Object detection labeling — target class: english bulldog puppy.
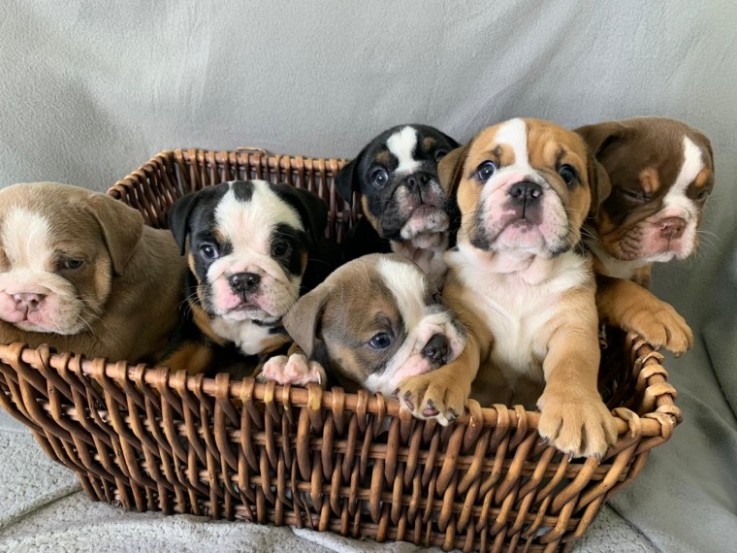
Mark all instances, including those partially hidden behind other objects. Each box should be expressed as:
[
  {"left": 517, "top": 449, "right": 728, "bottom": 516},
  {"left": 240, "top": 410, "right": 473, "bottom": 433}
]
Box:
[
  {"left": 164, "top": 180, "right": 338, "bottom": 374},
  {"left": 576, "top": 117, "right": 715, "bottom": 354},
  {"left": 397, "top": 118, "right": 618, "bottom": 458},
  {"left": 0, "top": 182, "right": 186, "bottom": 363},
  {"left": 335, "top": 125, "right": 459, "bottom": 287},
  {"left": 259, "top": 254, "right": 466, "bottom": 401}
]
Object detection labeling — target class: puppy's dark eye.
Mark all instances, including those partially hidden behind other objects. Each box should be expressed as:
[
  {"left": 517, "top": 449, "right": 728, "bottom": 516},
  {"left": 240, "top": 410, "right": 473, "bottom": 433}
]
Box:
[
  {"left": 370, "top": 168, "right": 389, "bottom": 188},
  {"left": 476, "top": 161, "right": 497, "bottom": 181},
  {"left": 368, "top": 332, "right": 392, "bottom": 349},
  {"left": 271, "top": 241, "right": 291, "bottom": 257},
  {"left": 59, "top": 257, "right": 84, "bottom": 270},
  {"left": 434, "top": 149, "right": 449, "bottom": 162},
  {"left": 558, "top": 164, "right": 578, "bottom": 187},
  {"left": 199, "top": 243, "right": 220, "bottom": 260},
  {"left": 696, "top": 189, "right": 710, "bottom": 201},
  {"left": 620, "top": 188, "right": 649, "bottom": 203}
]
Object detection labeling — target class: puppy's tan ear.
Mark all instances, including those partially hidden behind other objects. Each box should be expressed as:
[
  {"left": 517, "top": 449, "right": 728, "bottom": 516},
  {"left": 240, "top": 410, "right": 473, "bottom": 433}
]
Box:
[
  {"left": 575, "top": 121, "right": 630, "bottom": 158},
  {"left": 437, "top": 143, "right": 470, "bottom": 195},
  {"left": 86, "top": 194, "right": 144, "bottom": 275},
  {"left": 283, "top": 284, "right": 333, "bottom": 358},
  {"left": 587, "top": 156, "right": 612, "bottom": 217}
]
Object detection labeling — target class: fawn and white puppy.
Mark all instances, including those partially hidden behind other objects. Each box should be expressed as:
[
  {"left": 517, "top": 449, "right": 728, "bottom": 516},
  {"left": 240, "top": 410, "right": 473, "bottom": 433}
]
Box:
[
  {"left": 396, "top": 118, "right": 618, "bottom": 458},
  {"left": 0, "top": 182, "right": 186, "bottom": 363},
  {"left": 576, "top": 117, "right": 715, "bottom": 354},
  {"left": 259, "top": 254, "right": 466, "bottom": 400}
]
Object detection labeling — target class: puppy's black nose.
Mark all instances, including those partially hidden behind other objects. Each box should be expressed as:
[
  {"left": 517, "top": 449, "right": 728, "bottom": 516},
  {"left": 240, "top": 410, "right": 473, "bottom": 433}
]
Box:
[
  {"left": 228, "top": 272, "right": 261, "bottom": 294},
  {"left": 508, "top": 181, "right": 543, "bottom": 203},
  {"left": 404, "top": 172, "right": 433, "bottom": 192},
  {"left": 421, "top": 333, "right": 450, "bottom": 363}
]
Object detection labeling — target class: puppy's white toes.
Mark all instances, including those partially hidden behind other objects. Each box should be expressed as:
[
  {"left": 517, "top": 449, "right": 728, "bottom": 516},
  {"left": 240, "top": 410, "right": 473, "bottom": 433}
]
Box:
[{"left": 259, "top": 355, "right": 289, "bottom": 383}]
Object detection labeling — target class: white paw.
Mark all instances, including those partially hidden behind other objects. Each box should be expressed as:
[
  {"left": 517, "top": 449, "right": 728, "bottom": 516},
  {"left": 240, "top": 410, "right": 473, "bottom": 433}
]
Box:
[{"left": 259, "top": 353, "right": 325, "bottom": 386}]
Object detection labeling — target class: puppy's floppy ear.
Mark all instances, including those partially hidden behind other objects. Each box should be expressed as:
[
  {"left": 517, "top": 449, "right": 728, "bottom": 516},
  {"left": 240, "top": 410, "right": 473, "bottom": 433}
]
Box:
[
  {"left": 334, "top": 157, "right": 360, "bottom": 204},
  {"left": 168, "top": 192, "right": 200, "bottom": 256},
  {"left": 283, "top": 283, "right": 333, "bottom": 359},
  {"left": 575, "top": 121, "right": 630, "bottom": 158},
  {"left": 437, "top": 143, "right": 470, "bottom": 196},
  {"left": 272, "top": 184, "right": 329, "bottom": 247},
  {"left": 85, "top": 193, "right": 144, "bottom": 275},
  {"left": 587, "top": 155, "right": 612, "bottom": 217}
]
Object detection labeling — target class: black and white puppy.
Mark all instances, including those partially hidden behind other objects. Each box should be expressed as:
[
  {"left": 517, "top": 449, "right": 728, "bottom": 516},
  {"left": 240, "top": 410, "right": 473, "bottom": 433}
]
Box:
[
  {"left": 336, "top": 125, "right": 459, "bottom": 287},
  {"left": 163, "top": 179, "right": 338, "bottom": 374}
]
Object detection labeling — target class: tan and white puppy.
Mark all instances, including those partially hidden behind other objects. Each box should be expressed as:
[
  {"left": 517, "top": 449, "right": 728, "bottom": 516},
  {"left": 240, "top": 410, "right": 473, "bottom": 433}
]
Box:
[
  {"left": 576, "top": 117, "right": 715, "bottom": 354},
  {"left": 397, "top": 118, "right": 618, "bottom": 458},
  {"left": 260, "top": 254, "right": 466, "bottom": 405},
  {"left": 0, "top": 182, "right": 186, "bottom": 363}
]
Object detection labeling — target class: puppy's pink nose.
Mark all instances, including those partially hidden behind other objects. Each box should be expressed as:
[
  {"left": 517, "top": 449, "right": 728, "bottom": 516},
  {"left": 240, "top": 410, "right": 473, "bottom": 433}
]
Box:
[
  {"left": 659, "top": 217, "right": 686, "bottom": 239},
  {"left": 13, "top": 293, "right": 45, "bottom": 312}
]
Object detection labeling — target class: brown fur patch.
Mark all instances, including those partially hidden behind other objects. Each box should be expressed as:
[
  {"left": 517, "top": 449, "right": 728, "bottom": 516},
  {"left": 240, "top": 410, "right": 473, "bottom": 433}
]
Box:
[
  {"left": 163, "top": 341, "right": 215, "bottom": 375},
  {"left": 375, "top": 150, "right": 392, "bottom": 166},
  {"left": 639, "top": 167, "right": 661, "bottom": 195},
  {"left": 360, "top": 195, "right": 381, "bottom": 231},
  {"left": 422, "top": 136, "right": 437, "bottom": 151}
]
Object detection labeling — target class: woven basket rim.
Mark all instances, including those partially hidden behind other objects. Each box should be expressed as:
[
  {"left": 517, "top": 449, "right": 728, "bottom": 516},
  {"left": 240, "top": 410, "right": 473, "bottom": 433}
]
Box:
[{"left": 0, "top": 335, "right": 675, "bottom": 440}]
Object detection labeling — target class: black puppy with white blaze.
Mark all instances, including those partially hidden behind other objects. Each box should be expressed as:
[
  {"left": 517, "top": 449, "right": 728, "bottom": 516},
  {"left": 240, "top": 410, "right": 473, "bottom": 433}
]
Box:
[
  {"left": 336, "top": 124, "right": 459, "bottom": 287},
  {"left": 163, "top": 179, "right": 337, "bottom": 374}
]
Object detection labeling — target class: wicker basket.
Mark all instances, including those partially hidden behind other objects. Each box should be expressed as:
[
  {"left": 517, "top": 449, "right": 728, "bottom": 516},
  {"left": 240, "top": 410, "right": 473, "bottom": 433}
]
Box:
[{"left": 0, "top": 148, "right": 682, "bottom": 552}]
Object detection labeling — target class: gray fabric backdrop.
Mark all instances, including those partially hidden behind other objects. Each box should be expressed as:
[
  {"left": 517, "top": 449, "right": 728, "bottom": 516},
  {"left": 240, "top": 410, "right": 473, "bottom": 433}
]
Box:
[{"left": 1, "top": 1, "right": 735, "bottom": 552}]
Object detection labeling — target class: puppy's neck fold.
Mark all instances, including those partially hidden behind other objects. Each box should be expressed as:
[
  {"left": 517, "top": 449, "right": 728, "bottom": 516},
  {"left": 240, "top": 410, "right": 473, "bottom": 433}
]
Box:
[{"left": 450, "top": 242, "right": 588, "bottom": 286}]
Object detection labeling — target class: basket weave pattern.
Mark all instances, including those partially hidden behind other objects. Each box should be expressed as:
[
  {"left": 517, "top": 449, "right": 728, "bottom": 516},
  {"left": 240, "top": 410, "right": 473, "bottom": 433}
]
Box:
[{"left": 0, "top": 149, "right": 682, "bottom": 552}]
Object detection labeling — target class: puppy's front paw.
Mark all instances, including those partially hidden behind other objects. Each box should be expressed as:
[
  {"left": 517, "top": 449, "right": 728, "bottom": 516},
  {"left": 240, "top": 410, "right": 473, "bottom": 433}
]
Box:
[
  {"left": 396, "top": 373, "right": 467, "bottom": 426},
  {"left": 258, "top": 353, "right": 325, "bottom": 386},
  {"left": 623, "top": 302, "right": 693, "bottom": 355},
  {"left": 537, "top": 390, "right": 618, "bottom": 458}
]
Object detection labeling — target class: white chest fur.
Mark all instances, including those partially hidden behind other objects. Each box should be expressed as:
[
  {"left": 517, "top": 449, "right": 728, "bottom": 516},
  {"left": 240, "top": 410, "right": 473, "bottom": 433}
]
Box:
[
  {"left": 447, "top": 246, "right": 591, "bottom": 383},
  {"left": 210, "top": 317, "right": 279, "bottom": 354}
]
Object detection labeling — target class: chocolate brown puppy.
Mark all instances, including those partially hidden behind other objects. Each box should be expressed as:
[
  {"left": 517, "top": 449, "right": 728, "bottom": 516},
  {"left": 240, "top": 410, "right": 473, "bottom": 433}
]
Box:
[
  {"left": 396, "top": 118, "right": 618, "bottom": 458},
  {"left": 576, "top": 117, "right": 715, "bottom": 353},
  {"left": 0, "top": 182, "right": 186, "bottom": 363},
  {"left": 260, "top": 254, "right": 466, "bottom": 402}
]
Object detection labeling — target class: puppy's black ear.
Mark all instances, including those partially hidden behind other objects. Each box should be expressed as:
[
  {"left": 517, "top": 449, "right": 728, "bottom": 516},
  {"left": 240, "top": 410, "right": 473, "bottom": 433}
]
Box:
[
  {"left": 283, "top": 283, "right": 333, "bottom": 359},
  {"left": 438, "top": 130, "right": 460, "bottom": 150},
  {"left": 334, "top": 157, "right": 359, "bottom": 204},
  {"left": 575, "top": 121, "right": 630, "bottom": 158},
  {"left": 438, "top": 143, "right": 471, "bottom": 197},
  {"left": 168, "top": 192, "right": 200, "bottom": 256},
  {"left": 587, "top": 156, "right": 612, "bottom": 217},
  {"left": 86, "top": 194, "right": 144, "bottom": 275},
  {"left": 272, "top": 184, "right": 329, "bottom": 247}
]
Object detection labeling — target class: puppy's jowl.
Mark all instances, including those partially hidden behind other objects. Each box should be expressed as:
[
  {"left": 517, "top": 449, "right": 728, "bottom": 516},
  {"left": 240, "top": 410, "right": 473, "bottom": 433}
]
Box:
[
  {"left": 164, "top": 180, "right": 337, "bottom": 374},
  {"left": 577, "top": 117, "right": 715, "bottom": 353},
  {"left": 336, "top": 125, "right": 459, "bottom": 286},
  {"left": 0, "top": 182, "right": 186, "bottom": 363},
  {"left": 397, "top": 118, "right": 618, "bottom": 458},
  {"left": 260, "top": 253, "right": 465, "bottom": 418}
]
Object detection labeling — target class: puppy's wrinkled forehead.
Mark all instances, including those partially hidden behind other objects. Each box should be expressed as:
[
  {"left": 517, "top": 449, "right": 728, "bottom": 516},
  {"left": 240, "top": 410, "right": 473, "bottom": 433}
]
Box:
[
  {"left": 213, "top": 181, "right": 303, "bottom": 248},
  {"left": 476, "top": 118, "right": 587, "bottom": 170},
  {"left": 375, "top": 255, "right": 431, "bottom": 327},
  {"left": 368, "top": 125, "right": 454, "bottom": 175}
]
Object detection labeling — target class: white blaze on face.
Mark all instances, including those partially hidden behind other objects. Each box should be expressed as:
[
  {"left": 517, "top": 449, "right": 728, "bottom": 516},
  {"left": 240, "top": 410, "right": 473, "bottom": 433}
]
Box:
[
  {"left": 363, "top": 257, "right": 466, "bottom": 395},
  {"left": 386, "top": 126, "right": 421, "bottom": 176},
  {"left": 207, "top": 181, "right": 305, "bottom": 321},
  {"left": 634, "top": 135, "right": 706, "bottom": 262},
  {"left": 479, "top": 118, "right": 569, "bottom": 255},
  {"left": 0, "top": 207, "right": 84, "bottom": 334}
]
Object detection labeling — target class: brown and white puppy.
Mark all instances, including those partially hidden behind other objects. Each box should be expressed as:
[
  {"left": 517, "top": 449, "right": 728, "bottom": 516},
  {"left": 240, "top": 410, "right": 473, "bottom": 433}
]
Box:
[
  {"left": 260, "top": 254, "right": 466, "bottom": 407},
  {"left": 396, "top": 118, "right": 618, "bottom": 458},
  {"left": 164, "top": 180, "right": 338, "bottom": 374},
  {"left": 0, "top": 182, "right": 186, "bottom": 363},
  {"left": 336, "top": 125, "right": 460, "bottom": 287},
  {"left": 576, "top": 117, "right": 715, "bottom": 353}
]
